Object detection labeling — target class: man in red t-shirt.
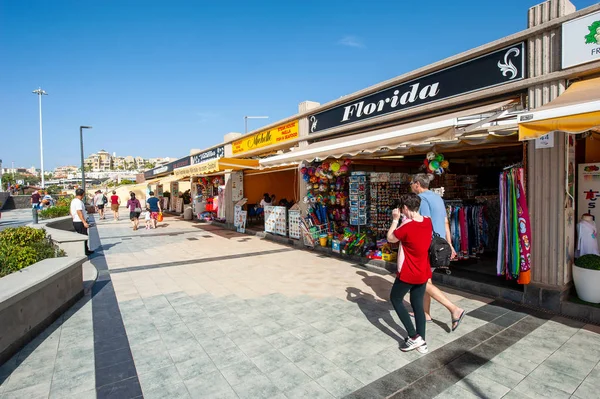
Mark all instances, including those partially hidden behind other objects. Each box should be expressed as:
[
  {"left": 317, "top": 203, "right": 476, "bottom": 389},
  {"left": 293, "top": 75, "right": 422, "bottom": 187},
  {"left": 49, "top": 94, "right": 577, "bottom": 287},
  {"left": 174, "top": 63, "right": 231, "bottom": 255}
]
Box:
[{"left": 387, "top": 193, "right": 432, "bottom": 354}]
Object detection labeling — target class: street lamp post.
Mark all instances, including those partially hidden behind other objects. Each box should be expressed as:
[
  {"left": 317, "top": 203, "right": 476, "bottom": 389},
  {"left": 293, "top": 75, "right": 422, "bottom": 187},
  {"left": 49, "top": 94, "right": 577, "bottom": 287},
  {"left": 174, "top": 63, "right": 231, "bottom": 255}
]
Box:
[
  {"left": 244, "top": 116, "right": 269, "bottom": 134},
  {"left": 80, "top": 126, "right": 92, "bottom": 196},
  {"left": 32, "top": 88, "right": 48, "bottom": 188}
]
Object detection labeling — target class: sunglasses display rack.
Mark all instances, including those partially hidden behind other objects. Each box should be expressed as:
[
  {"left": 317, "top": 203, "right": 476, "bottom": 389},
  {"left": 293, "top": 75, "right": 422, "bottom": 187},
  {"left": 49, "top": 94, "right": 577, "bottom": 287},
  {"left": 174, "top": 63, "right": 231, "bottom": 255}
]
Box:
[
  {"left": 288, "top": 210, "right": 302, "bottom": 239},
  {"left": 369, "top": 172, "right": 411, "bottom": 238},
  {"left": 349, "top": 172, "right": 368, "bottom": 227}
]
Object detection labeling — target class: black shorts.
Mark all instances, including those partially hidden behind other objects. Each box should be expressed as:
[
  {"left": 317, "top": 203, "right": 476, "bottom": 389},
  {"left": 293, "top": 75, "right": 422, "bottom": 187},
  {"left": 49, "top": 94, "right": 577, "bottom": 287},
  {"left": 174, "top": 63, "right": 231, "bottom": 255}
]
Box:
[
  {"left": 97, "top": 204, "right": 104, "bottom": 209},
  {"left": 130, "top": 212, "right": 141, "bottom": 220}
]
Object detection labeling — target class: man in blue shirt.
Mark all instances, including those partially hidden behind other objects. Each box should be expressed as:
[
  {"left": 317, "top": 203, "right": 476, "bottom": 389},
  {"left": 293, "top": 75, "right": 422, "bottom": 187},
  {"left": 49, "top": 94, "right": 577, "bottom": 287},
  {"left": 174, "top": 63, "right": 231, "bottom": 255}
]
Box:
[
  {"left": 410, "top": 174, "right": 465, "bottom": 331},
  {"left": 146, "top": 191, "right": 162, "bottom": 229}
]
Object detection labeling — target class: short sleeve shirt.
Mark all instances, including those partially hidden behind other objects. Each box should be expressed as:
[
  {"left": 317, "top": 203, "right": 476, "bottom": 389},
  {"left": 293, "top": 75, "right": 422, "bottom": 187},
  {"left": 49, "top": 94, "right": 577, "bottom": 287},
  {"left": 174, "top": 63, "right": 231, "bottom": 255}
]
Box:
[
  {"left": 70, "top": 198, "right": 86, "bottom": 222},
  {"left": 393, "top": 217, "right": 433, "bottom": 284},
  {"left": 31, "top": 193, "right": 41, "bottom": 204},
  {"left": 147, "top": 197, "right": 160, "bottom": 212},
  {"left": 111, "top": 195, "right": 119, "bottom": 205},
  {"left": 418, "top": 190, "right": 447, "bottom": 237}
]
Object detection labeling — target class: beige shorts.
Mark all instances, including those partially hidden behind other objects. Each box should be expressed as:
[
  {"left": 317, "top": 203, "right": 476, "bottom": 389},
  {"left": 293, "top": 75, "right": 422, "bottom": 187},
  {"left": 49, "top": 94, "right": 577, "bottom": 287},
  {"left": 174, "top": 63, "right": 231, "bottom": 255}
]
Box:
[{"left": 111, "top": 204, "right": 119, "bottom": 212}]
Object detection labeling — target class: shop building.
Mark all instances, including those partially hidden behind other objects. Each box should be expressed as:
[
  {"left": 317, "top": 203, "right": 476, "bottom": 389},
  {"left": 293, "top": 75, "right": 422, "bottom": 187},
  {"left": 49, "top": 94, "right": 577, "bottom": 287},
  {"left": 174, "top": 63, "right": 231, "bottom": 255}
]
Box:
[{"left": 243, "top": 0, "right": 600, "bottom": 313}]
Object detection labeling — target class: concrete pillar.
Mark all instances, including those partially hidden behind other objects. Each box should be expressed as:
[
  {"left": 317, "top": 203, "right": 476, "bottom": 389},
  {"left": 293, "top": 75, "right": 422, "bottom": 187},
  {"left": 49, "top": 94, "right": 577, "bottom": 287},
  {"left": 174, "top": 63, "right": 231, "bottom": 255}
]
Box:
[{"left": 525, "top": 0, "right": 576, "bottom": 310}]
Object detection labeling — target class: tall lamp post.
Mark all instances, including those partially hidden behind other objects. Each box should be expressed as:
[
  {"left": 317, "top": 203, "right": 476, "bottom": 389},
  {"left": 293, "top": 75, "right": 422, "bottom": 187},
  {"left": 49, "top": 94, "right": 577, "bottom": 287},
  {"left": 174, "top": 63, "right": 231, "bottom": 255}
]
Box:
[
  {"left": 80, "top": 126, "right": 92, "bottom": 196},
  {"left": 244, "top": 116, "right": 269, "bottom": 134},
  {"left": 32, "top": 88, "right": 48, "bottom": 188}
]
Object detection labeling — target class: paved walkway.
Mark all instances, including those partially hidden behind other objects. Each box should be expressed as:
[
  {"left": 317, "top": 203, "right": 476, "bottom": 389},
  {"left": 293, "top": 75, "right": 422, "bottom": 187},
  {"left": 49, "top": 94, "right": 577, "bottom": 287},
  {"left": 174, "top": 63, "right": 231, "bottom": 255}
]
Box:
[
  {"left": 1, "top": 213, "right": 599, "bottom": 399},
  {"left": 0, "top": 208, "right": 34, "bottom": 232}
]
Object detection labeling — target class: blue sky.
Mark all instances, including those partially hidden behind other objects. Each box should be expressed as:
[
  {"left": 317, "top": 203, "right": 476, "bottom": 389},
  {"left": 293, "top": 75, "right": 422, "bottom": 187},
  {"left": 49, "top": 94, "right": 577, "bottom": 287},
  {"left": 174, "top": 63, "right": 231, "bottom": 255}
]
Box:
[{"left": 1, "top": 0, "right": 597, "bottom": 170}]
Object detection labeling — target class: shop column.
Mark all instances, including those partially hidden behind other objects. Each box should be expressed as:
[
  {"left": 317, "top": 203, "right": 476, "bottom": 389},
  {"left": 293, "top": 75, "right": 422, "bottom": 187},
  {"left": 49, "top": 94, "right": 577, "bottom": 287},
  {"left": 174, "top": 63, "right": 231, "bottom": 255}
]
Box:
[{"left": 525, "top": 0, "right": 576, "bottom": 311}]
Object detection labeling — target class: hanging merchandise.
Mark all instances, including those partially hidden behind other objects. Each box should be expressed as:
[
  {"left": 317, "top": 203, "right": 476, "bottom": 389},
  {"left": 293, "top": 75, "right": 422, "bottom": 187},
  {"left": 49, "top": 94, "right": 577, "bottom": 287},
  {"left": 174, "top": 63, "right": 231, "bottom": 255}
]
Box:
[
  {"left": 497, "top": 167, "right": 531, "bottom": 284},
  {"left": 445, "top": 201, "right": 490, "bottom": 260},
  {"left": 349, "top": 172, "right": 368, "bottom": 226},
  {"left": 369, "top": 173, "right": 411, "bottom": 238},
  {"left": 422, "top": 152, "right": 450, "bottom": 176}
]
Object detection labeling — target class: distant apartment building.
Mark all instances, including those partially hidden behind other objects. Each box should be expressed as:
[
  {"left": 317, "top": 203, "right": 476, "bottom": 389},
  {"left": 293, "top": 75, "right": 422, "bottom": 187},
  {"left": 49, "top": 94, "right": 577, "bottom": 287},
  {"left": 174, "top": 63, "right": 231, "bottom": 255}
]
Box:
[
  {"left": 82, "top": 150, "right": 172, "bottom": 172},
  {"left": 54, "top": 165, "right": 79, "bottom": 178}
]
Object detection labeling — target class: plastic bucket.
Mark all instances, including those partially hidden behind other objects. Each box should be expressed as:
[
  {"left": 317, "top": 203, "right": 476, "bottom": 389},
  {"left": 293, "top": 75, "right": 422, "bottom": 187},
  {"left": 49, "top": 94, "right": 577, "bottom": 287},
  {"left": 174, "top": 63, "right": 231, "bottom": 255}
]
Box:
[{"left": 319, "top": 235, "right": 328, "bottom": 247}]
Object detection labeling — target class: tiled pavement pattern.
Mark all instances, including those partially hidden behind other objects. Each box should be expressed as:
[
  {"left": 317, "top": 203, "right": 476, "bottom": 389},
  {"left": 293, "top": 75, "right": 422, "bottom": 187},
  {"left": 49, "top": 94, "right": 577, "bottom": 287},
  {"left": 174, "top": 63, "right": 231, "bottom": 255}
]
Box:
[{"left": 0, "top": 215, "right": 599, "bottom": 399}]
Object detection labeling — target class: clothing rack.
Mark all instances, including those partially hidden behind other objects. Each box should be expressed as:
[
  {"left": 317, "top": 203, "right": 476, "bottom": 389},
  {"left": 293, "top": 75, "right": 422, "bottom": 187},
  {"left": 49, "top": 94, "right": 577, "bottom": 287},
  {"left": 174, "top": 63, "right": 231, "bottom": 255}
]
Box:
[
  {"left": 475, "top": 195, "right": 499, "bottom": 203},
  {"left": 503, "top": 162, "right": 523, "bottom": 170}
]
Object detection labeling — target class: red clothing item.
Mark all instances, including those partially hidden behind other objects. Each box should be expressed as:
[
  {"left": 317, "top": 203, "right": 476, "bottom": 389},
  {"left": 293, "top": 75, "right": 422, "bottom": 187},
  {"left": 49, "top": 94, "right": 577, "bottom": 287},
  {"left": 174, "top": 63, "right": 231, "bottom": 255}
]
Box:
[
  {"left": 393, "top": 217, "right": 433, "bottom": 284},
  {"left": 110, "top": 195, "right": 119, "bottom": 205}
]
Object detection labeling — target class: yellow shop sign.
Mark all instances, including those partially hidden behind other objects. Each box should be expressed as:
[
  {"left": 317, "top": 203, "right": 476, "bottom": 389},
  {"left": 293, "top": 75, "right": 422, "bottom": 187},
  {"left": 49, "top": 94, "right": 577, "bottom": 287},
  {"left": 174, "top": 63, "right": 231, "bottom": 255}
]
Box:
[{"left": 232, "top": 120, "right": 299, "bottom": 155}]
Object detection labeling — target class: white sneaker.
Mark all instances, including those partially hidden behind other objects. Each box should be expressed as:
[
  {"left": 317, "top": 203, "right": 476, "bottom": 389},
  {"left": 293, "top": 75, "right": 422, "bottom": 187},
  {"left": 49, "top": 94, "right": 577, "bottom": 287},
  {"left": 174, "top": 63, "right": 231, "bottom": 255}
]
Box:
[
  {"left": 416, "top": 343, "right": 429, "bottom": 354},
  {"left": 401, "top": 335, "right": 426, "bottom": 352}
]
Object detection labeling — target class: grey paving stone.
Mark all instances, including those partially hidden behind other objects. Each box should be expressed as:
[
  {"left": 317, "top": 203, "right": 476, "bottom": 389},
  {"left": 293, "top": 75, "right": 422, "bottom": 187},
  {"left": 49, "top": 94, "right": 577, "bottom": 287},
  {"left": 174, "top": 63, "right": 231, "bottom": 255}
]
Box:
[
  {"left": 572, "top": 380, "right": 597, "bottom": 399},
  {"left": 304, "top": 334, "right": 337, "bottom": 354},
  {"left": 367, "top": 347, "right": 410, "bottom": 373},
  {"left": 0, "top": 381, "right": 51, "bottom": 399},
  {"left": 341, "top": 357, "right": 389, "bottom": 385},
  {"left": 456, "top": 373, "right": 511, "bottom": 399},
  {"left": 210, "top": 346, "right": 249, "bottom": 370},
  {"left": 288, "top": 324, "right": 323, "bottom": 341},
  {"left": 252, "top": 348, "right": 292, "bottom": 374},
  {"left": 316, "top": 369, "right": 363, "bottom": 398},
  {"left": 434, "top": 384, "right": 481, "bottom": 399},
  {"left": 125, "top": 324, "right": 162, "bottom": 346},
  {"left": 311, "top": 320, "right": 341, "bottom": 334},
  {"left": 175, "top": 354, "right": 218, "bottom": 380},
  {"left": 0, "top": 364, "right": 54, "bottom": 392},
  {"left": 492, "top": 349, "right": 542, "bottom": 374},
  {"left": 226, "top": 328, "right": 262, "bottom": 346},
  {"left": 322, "top": 343, "right": 366, "bottom": 367},
  {"left": 202, "top": 335, "right": 237, "bottom": 355},
  {"left": 528, "top": 364, "right": 583, "bottom": 394},
  {"left": 238, "top": 338, "right": 274, "bottom": 359},
  {"left": 498, "top": 390, "right": 532, "bottom": 399},
  {"left": 220, "top": 359, "right": 264, "bottom": 387},
  {"left": 187, "top": 321, "right": 225, "bottom": 343},
  {"left": 138, "top": 364, "right": 184, "bottom": 393},
  {"left": 231, "top": 374, "right": 281, "bottom": 399},
  {"left": 130, "top": 342, "right": 174, "bottom": 374},
  {"left": 280, "top": 341, "right": 317, "bottom": 362},
  {"left": 267, "top": 362, "right": 311, "bottom": 392},
  {"left": 543, "top": 351, "right": 597, "bottom": 380},
  {"left": 49, "top": 369, "right": 95, "bottom": 399},
  {"left": 284, "top": 380, "right": 335, "bottom": 399},
  {"left": 295, "top": 352, "right": 340, "bottom": 380},
  {"left": 265, "top": 331, "right": 301, "bottom": 349},
  {"left": 275, "top": 315, "right": 305, "bottom": 330},
  {"left": 470, "top": 360, "right": 526, "bottom": 388},
  {"left": 253, "top": 320, "right": 285, "bottom": 337},
  {"left": 514, "top": 376, "right": 571, "bottom": 399},
  {"left": 52, "top": 353, "right": 95, "bottom": 375},
  {"left": 144, "top": 381, "right": 191, "bottom": 399},
  {"left": 168, "top": 340, "right": 207, "bottom": 364}
]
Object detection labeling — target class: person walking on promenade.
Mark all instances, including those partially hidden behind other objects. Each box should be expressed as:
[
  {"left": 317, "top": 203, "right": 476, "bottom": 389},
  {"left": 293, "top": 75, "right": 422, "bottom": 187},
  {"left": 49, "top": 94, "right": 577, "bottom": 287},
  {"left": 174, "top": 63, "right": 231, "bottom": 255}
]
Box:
[
  {"left": 410, "top": 173, "right": 466, "bottom": 331},
  {"left": 93, "top": 190, "right": 106, "bottom": 220},
  {"left": 146, "top": 191, "right": 162, "bottom": 229},
  {"left": 70, "top": 188, "right": 94, "bottom": 256},
  {"left": 31, "top": 190, "right": 41, "bottom": 209},
  {"left": 110, "top": 190, "right": 121, "bottom": 221},
  {"left": 127, "top": 192, "right": 142, "bottom": 231},
  {"left": 387, "top": 193, "right": 432, "bottom": 354}
]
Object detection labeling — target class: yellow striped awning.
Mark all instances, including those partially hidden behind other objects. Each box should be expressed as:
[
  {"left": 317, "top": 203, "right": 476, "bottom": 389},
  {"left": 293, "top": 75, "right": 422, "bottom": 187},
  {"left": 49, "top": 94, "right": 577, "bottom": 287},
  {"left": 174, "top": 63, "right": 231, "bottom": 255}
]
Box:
[
  {"left": 519, "top": 77, "right": 600, "bottom": 140},
  {"left": 174, "top": 158, "right": 259, "bottom": 178}
]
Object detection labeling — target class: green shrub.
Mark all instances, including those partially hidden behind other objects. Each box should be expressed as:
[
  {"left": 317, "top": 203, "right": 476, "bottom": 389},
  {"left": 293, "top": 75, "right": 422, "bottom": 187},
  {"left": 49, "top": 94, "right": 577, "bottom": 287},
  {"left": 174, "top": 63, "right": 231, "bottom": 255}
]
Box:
[
  {"left": 55, "top": 195, "right": 74, "bottom": 208},
  {"left": 0, "top": 226, "right": 46, "bottom": 246},
  {"left": 0, "top": 227, "right": 64, "bottom": 278},
  {"left": 39, "top": 206, "right": 70, "bottom": 220},
  {"left": 574, "top": 254, "right": 600, "bottom": 271}
]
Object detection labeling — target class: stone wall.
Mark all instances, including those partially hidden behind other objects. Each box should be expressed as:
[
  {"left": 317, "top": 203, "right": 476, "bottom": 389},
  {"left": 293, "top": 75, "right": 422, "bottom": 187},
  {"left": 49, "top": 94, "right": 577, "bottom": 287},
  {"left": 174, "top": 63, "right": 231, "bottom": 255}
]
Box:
[{"left": 0, "top": 257, "right": 86, "bottom": 364}]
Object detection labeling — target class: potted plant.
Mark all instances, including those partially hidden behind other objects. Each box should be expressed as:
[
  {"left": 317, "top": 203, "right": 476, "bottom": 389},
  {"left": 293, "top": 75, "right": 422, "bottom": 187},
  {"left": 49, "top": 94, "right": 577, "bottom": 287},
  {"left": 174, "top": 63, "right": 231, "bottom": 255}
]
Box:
[{"left": 573, "top": 254, "right": 600, "bottom": 303}]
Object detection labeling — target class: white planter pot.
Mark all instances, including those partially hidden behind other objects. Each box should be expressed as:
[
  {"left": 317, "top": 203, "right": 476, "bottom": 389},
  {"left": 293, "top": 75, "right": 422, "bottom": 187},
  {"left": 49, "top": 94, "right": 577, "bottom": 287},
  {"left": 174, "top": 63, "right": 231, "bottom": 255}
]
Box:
[{"left": 573, "top": 265, "right": 600, "bottom": 304}]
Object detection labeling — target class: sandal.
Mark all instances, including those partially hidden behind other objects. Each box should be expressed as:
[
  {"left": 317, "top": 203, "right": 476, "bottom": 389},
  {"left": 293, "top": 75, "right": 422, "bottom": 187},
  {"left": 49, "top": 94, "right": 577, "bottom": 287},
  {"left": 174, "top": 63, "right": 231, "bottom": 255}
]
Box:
[{"left": 451, "top": 310, "right": 466, "bottom": 332}]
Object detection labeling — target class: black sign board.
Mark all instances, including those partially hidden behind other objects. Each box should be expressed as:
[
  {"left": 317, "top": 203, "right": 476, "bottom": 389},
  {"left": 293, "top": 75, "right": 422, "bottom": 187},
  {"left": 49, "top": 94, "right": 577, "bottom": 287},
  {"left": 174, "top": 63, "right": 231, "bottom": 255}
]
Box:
[
  {"left": 308, "top": 42, "right": 526, "bottom": 134},
  {"left": 144, "top": 156, "right": 191, "bottom": 179},
  {"left": 191, "top": 146, "right": 225, "bottom": 165}
]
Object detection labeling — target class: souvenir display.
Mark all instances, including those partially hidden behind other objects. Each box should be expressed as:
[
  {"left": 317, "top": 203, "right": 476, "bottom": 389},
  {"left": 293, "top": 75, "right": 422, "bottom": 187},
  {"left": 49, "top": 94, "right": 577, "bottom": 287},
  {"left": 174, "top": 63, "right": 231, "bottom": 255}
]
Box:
[
  {"left": 349, "top": 172, "right": 368, "bottom": 226},
  {"left": 265, "top": 205, "right": 287, "bottom": 236},
  {"left": 288, "top": 210, "right": 302, "bottom": 239},
  {"left": 369, "top": 172, "right": 410, "bottom": 238}
]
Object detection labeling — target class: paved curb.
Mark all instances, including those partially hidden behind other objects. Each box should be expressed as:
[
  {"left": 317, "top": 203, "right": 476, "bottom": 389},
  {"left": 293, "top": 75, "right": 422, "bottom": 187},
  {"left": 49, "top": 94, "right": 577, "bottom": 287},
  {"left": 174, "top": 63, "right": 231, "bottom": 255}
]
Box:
[{"left": 83, "top": 260, "right": 98, "bottom": 295}]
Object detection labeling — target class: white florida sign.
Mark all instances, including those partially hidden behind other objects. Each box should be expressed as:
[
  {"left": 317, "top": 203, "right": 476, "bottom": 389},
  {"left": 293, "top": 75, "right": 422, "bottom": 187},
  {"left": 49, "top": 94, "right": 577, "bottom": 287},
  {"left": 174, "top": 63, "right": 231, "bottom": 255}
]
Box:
[{"left": 562, "top": 10, "right": 600, "bottom": 69}]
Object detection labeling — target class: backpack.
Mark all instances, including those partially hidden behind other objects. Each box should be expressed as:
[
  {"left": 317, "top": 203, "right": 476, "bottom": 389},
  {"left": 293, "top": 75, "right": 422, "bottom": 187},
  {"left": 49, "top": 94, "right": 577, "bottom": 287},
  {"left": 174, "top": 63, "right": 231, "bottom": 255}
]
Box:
[
  {"left": 102, "top": 195, "right": 108, "bottom": 204},
  {"left": 429, "top": 232, "right": 452, "bottom": 268}
]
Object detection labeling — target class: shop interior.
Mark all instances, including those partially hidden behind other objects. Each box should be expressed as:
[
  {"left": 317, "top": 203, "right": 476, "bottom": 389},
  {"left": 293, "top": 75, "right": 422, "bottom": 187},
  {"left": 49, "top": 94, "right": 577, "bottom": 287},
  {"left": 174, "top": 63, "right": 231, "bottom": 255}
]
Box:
[{"left": 297, "top": 136, "right": 528, "bottom": 289}]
